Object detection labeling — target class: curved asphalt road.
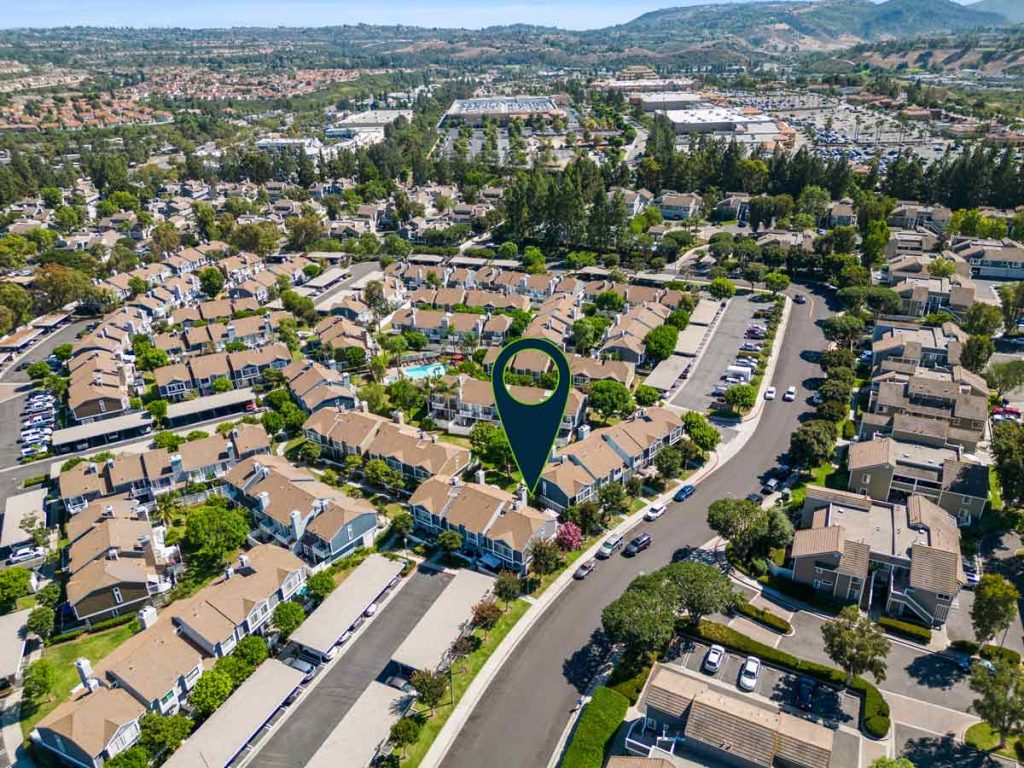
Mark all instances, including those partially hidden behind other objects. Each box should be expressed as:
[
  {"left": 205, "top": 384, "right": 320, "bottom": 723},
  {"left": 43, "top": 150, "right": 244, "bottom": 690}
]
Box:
[{"left": 440, "top": 286, "right": 832, "bottom": 768}]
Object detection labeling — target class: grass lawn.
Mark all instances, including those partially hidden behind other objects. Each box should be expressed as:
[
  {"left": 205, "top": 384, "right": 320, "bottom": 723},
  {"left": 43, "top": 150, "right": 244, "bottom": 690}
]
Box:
[
  {"left": 15, "top": 596, "right": 37, "bottom": 611},
  {"left": 628, "top": 497, "right": 647, "bottom": 513},
  {"left": 437, "top": 434, "right": 471, "bottom": 449},
  {"left": 965, "top": 722, "right": 1019, "bottom": 759},
  {"left": 21, "top": 624, "right": 139, "bottom": 739},
  {"left": 400, "top": 599, "right": 530, "bottom": 767},
  {"left": 989, "top": 465, "right": 1003, "bottom": 513}
]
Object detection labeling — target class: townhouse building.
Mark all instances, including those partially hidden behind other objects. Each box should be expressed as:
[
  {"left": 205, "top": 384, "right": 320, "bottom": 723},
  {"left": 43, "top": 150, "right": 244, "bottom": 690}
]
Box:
[
  {"left": 409, "top": 477, "right": 558, "bottom": 575},
  {"left": 847, "top": 436, "right": 989, "bottom": 524},
  {"left": 429, "top": 374, "right": 586, "bottom": 445},
  {"left": 789, "top": 486, "right": 965, "bottom": 626},
  {"left": 539, "top": 407, "right": 684, "bottom": 511},
  {"left": 870, "top": 323, "right": 966, "bottom": 369},
  {"left": 303, "top": 408, "right": 472, "bottom": 485},
  {"left": 949, "top": 236, "right": 1024, "bottom": 279},
  {"left": 153, "top": 343, "right": 291, "bottom": 400}
]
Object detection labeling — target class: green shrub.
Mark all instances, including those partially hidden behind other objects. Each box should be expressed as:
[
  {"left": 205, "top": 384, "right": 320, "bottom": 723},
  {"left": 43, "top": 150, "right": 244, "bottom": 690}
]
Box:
[
  {"left": 981, "top": 645, "right": 1022, "bottom": 666},
  {"left": 607, "top": 653, "right": 655, "bottom": 705},
  {"left": 21, "top": 474, "right": 48, "bottom": 488},
  {"left": 878, "top": 616, "right": 932, "bottom": 644},
  {"left": 951, "top": 639, "right": 980, "bottom": 654},
  {"left": 735, "top": 602, "right": 792, "bottom": 634},
  {"left": 842, "top": 421, "right": 856, "bottom": 439},
  {"left": 691, "top": 620, "right": 890, "bottom": 739},
  {"left": 47, "top": 629, "right": 86, "bottom": 645},
  {"left": 760, "top": 575, "right": 846, "bottom": 615},
  {"left": 561, "top": 687, "right": 629, "bottom": 768}
]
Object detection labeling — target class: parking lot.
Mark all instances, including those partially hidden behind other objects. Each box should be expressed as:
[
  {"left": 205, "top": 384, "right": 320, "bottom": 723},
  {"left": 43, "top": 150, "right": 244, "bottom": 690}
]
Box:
[
  {"left": 247, "top": 566, "right": 452, "bottom": 768},
  {"left": 674, "top": 638, "right": 862, "bottom": 731},
  {"left": 670, "top": 295, "right": 763, "bottom": 413}
]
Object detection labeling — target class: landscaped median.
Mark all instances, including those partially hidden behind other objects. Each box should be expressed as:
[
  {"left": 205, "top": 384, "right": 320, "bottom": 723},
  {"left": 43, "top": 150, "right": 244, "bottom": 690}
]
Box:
[
  {"left": 691, "top": 620, "right": 891, "bottom": 739},
  {"left": 734, "top": 601, "right": 793, "bottom": 635}
]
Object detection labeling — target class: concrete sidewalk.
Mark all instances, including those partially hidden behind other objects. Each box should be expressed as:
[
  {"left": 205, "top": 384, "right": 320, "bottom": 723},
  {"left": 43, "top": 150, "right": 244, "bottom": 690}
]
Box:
[{"left": 418, "top": 296, "right": 794, "bottom": 768}]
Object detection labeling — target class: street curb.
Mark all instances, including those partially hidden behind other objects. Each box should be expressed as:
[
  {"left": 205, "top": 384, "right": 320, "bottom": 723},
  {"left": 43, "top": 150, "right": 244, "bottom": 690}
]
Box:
[{"left": 418, "top": 295, "right": 796, "bottom": 768}]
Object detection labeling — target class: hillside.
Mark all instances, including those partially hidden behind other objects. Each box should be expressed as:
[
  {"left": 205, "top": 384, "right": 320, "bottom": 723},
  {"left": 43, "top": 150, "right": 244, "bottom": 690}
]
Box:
[{"left": 971, "top": 0, "right": 1024, "bottom": 25}]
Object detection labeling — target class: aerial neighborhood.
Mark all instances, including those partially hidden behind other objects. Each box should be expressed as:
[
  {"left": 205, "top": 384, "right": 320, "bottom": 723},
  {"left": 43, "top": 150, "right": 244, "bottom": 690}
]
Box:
[{"left": 2, "top": 6, "right": 1024, "bottom": 768}]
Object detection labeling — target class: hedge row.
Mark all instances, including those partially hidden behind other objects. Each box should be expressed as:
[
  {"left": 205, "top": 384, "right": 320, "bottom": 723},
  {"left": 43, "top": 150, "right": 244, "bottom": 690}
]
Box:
[
  {"left": 735, "top": 602, "right": 793, "bottom": 634},
  {"left": 758, "top": 575, "right": 847, "bottom": 616},
  {"left": 47, "top": 614, "right": 139, "bottom": 646},
  {"left": 692, "top": 620, "right": 891, "bottom": 739},
  {"left": 606, "top": 653, "right": 656, "bottom": 705},
  {"left": 561, "top": 686, "right": 630, "bottom": 768},
  {"left": 877, "top": 616, "right": 932, "bottom": 644},
  {"left": 981, "top": 644, "right": 1022, "bottom": 666},
  {"left": 951, "top": 639, "right": 980, "bottom": 654}
]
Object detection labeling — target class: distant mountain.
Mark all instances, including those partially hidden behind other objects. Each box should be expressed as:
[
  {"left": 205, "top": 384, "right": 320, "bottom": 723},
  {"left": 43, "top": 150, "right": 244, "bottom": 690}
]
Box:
[
  {"left": 611, "top": 0, "right": 1007, "bottom": 49},
  {"left": 970, "top": 0, "right": 1024, "bottom": 24}
]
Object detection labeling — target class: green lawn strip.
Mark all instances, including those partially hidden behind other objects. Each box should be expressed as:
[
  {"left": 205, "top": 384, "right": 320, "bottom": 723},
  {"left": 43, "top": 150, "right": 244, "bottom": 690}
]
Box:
[
  {"left": 400, "top": 599, "right": 530, "bottom": 766},
  {"left": 560, "top": 687, "right": 630, "bottom": 768},
  {"left": 21, "top": 624, "right": 138, "bottom": 739},
  {"left": 988, "top": 465, "right": 1003, "bottom": 512},
  {"left": 965, "top": 722, "right": 1020, "bottom": 759}
]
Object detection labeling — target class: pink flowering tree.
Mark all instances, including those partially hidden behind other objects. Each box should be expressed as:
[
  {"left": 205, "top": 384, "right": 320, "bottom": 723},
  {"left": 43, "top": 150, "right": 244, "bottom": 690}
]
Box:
[{"left": 555, "top": 521, "right": 584, "bottom": 552}]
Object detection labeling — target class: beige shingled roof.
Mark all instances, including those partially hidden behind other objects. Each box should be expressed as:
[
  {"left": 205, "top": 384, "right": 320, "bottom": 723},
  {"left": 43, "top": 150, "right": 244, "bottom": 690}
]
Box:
[
  {"left": 93, "top": 618, "right": 205, "bottom": 704},
  {"left": 790, "top": 526, "right": 843, "bottom": 559},
  {"left": 848, "top": 438, "right": 893, "bottom": 469},
  {"left": 684, "top": 689, "right": 777, "bottom": 767},
  {"left": 36, "top": 686, "right": 145, "bottom": 758},
  {"left": 910, "top": 543, "right": 962, "bottom": 595}
]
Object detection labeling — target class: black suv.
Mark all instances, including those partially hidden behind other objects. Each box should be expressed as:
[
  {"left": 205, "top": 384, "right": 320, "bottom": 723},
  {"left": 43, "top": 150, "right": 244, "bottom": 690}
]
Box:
[{"left": 624, "top": 533, "right": 653, "bottom": 557}]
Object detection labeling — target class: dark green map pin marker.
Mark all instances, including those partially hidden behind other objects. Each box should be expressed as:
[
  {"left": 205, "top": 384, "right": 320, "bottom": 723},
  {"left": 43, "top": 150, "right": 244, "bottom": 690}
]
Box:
[{"left": 491, "top": 336, "right": 572, "bottom": 494}]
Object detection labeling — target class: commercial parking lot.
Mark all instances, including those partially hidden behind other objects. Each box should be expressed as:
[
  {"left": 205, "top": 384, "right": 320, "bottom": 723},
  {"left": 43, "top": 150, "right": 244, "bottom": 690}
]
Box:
[
  {"left": 674, "top": 638, "right": 862, "bottom": 732},
  {"left": 670, "top": 295, "right": 764, "bottom": 413}
]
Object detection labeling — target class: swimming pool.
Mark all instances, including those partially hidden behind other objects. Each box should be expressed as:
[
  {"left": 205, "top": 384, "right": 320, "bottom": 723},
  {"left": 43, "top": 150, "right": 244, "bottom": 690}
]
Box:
[{"left": 402, "top": 362, "right": 446, "bottom": 380}]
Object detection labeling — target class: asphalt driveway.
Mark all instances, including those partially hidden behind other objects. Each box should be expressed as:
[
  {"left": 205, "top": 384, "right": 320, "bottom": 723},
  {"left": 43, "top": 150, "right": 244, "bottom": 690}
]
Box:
[{"left": 248, "top": 566, "right": 452, "bottom": 768}]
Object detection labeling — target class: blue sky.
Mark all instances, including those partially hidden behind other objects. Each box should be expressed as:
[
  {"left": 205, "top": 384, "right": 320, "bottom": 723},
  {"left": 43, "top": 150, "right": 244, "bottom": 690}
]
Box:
[{"left": 0, "top": 0, "right": 980, "bottom": 31}]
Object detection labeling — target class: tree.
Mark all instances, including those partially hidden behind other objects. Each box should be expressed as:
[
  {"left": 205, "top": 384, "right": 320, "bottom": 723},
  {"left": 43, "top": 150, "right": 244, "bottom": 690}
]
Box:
[
  {"left": 216, "top": 654, "right": 255, "bottom": 687},
  {"left": 595, "top": 290, "right": 625, "bottom": 313},
  {"left": 822, "top": 314, "right": 865, "bottom": 350},
  {"left": 212, "top": 377, "right": 233, "bottom": 393},
  {"left": 191, "top": 667, "right": 234, "bottom": 716},
  {"left": 199, "top": 266, "right": 225, "bottom": 299},
  {"left": 707, "top": 498, "right": 793, "bottom": 565},
  {"left": 472, "top": 599, "right": 502, "bottom": 635},
  {"left": 654, "top": 446, "right": 684, "bottom": 479},
  {"left": 709, "top": 372, "right": 756, "bottom": 416},
  {"left": 438, "top": 529, "right": 463, "bottom": 556},
  {"left": 588, "top": 380, "right": 635, "bottom": 420},
  {"left": 150, "top": 221, "right": 180, "bottom": 258},
  {"left": 184, "top": 504, "right": 249, "bottom": 564},
  {"left": 597, "top": 482, "right": 629, "bottom": 517},
  {"left": 683, "top": 411, "right": 720, "bottom": 452},
  {"left": 707, "top": 277, "right": 735, "bottom": 300},
  {"left": 971, "top": 574, "right": 1020, "bottom": 646},
  {"left": 634, "top": 384, "right": 661, "bottom": 407},
  {"left": 26, "top": 607, "right": 54, "bottom": 640},
  {"left": 961, "top": 335, "right": 994, "bottom": 374},
  {"left": 271, "top": 601, "right": 306, "bottom": 640},
  {"left": 927, "top": 257, "right": 956, "bottom": 279},
  {"left": 410, "top": 669, "right": 448, "bottom": 714},
  {"left": 105, "top": 747, "right": 150, "bottom": 768},
  {"left": 764, "top": 272, "right": 790, "bottom": 295},
  {"left": 233, "top": 635, "right": 269, "bottom": 668},
  {"left": 993, "top": 421, "right": 1024, "bottom": 508},
  {"left": 555, "top": 521, "right": 584, "bottom": 551},
  {"left": 644, "top": 325, "right": 678, "bottom": 364},
  {"left": 390, "top": 716, "right": 422, "bottom": 757},
  {"left": 987, "top": 360, "right": 1024, "bottom": 399},
  {"left": 389, "top": 511, "right": 413, "bottom": 553},
  {"left": 528, "top": 538, "right": 562, "bottom": 574},
  {"left": 0, "top": 567, "right": 31, "bottom": 611},
  {"left": 139, "top": 712, "right": 193, "bottom": 757},
  {"left": 35, "top": 264, "right": 94, "bottom": 311},
  {"left": 306, "top": 571, "right": 337, "bottom": 602},
  {"left": 494, "top": 570, "right": 521, "bottom": 609},
  {"left": 663, "top": 561, "right": 737, "bottom": 626},
  {"left": 969, "top": 657, "right": 1024, "bottom": 749},
  {"left": 23, "top": 658, "right": 56, "bottom": 701},
  {"left": 869, "top": 760, "right": 914, "bottom": 768},
  {"left": 789, "top": 420, "right": 837, "bottom": 467},
  {"left": 363, "top": 280, "right": 390, "bottom": 330},
  {"left": 286, "top": 215, "right": 324, "bottom": 251},
  {"left": 468, "top": 421, "right": 513, "bottom": 475},
  {"left": 821, "top": 605, "right": 890, "bottom": 685},
  {"left": 601, "top": 588, "right": 675, "bottom": 659}
]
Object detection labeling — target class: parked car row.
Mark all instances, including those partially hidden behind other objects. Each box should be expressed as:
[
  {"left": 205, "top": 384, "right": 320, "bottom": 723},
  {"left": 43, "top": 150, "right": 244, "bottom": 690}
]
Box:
[{"left": 20, "top": 390, "right": 57, "bottom": 457}]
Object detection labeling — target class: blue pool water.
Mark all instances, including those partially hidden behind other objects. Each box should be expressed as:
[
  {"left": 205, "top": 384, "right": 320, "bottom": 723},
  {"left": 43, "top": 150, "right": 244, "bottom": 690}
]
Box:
[{"left": 403, "top": 363, "right": 446, "bottom": 380}]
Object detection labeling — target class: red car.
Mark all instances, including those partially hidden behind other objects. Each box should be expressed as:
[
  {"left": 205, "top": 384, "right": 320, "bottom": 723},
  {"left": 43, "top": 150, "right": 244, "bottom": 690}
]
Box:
[
  {"left": 994, "top": 406, "right": 1022, "bottom": 417},
  {"left": 245, "top": 401, "right": 257, "bottom": 412}
]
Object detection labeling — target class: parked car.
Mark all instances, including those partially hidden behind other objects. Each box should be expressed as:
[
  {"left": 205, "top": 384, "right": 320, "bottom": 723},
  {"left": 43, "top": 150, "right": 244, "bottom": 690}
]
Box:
[
  {"left": 795, "top": 678, "right": 817, "bottom": 711},
  {"left": 623, "top": 533, "right": 652, "bottom": 557},
  {"left": 573, "top": 560, "right": 598, "bottom": 580},
  {"left": 783, "top": 386, "right": 797, "bottom": 401},
  {"left": 385, "top": 675, "right": 416, "bottom": 694},
  {"left": 745, "top": 493, "right": 765, "bottom": 505},
  {"left": 762, "top": 477, "right": 780, "bottom": 494},
  {"left": 597, "top": 533, "right": 624, "bottom": 559},
  {"left": 703, "top": 644, "right": 726, "bottom": 674},
  {"left": 7, "top": 546, "right": 44, "bottom": 565},
  {"left": 794, "top": 294, "right": 807, "bottom": 304},
  {"left": 363, "top": 602, "right": 379, "bottom": 618},
  {"left": 644, "top": 503, "right": 667, "bottom": 521},
  {"left": 285, "top": 657, "right": 319, "bottom": 683},
  {"left": 738, "top": 656, "right": 761, "bottom": 691},
  {"left": 674, "top": 485, "right": 696, "bottom": 502},
  {"left": 765, "top": 386, "right": 777, "bottom": 400}
]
